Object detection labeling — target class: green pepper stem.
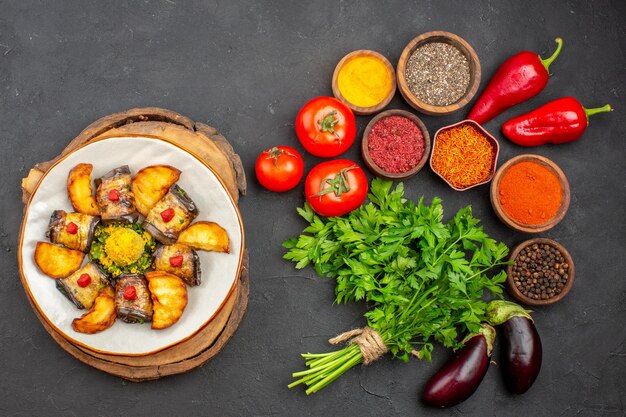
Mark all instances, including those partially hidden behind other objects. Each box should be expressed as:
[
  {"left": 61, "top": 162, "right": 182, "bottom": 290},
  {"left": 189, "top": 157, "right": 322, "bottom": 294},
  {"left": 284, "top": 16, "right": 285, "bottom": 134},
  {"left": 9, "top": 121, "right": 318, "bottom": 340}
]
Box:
[
  {"left": 584, "top": 104, "right": 612, "bottom": 118},
  {"left": 540, "top": 37, "right": 563, "bottom": 73}
]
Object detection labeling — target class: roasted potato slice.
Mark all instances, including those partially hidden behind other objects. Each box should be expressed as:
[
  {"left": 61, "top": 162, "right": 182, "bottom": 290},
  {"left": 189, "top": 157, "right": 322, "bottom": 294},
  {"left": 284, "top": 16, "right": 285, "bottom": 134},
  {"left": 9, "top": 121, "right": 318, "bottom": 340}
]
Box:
[
  {"left": 67, "top": 163, "right": 99, "bottom": 216},
  {"left": 132, "top": 165, "right": 181, "bottom": 216},
  {"left": 71, "top": 286, "right": 117, "bottom": 334},
  {"left": 176, "top": 221, "right": 230, "bottom": 253},
  {"left": 145, "top": 271, "right": 188, "bottom": 330},
  {"left": 34, "top": 242, "right": 84, "bottom": 279}
]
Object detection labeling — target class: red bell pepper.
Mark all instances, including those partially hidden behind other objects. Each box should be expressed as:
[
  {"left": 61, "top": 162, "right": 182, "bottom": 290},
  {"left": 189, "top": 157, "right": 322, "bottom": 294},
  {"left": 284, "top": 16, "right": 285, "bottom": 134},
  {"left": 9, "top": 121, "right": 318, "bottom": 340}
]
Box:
[
  {"left": 468, "top": 38, "right": 563, "bottom": 125},
  {"left": 502, "top": 97, "right": 612, "bottom": 147}
]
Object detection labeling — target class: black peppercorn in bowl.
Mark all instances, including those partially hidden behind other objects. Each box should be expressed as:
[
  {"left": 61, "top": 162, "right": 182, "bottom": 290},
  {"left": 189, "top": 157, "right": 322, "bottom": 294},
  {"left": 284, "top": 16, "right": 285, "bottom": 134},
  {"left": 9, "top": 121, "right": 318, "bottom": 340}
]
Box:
[{"left": 506, "top": 238, "right": 575, "bottom": 306}]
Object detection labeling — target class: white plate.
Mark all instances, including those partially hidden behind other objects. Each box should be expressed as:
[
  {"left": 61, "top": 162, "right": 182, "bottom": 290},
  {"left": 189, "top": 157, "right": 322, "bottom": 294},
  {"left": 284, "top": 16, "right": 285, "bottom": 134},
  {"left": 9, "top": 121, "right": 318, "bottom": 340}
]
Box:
[{"left": 18, "top": 136, "right": 244, "bottom": 356}]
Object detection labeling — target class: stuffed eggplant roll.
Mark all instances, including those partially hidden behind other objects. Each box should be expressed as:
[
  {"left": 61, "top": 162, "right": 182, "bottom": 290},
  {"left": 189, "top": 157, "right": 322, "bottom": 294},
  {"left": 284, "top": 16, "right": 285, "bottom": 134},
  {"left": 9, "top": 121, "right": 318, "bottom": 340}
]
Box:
[
  {"left": 47, "top": 210, "right": 99, "bottom": 252},
  {"left": 115, "top": 274, "right": 153, "bottom": 323},
  {"left": 143, "top": 184, "right": 198, "bottom": 244},
  {"left": 56, "top": 262, "right": 109, "bottom": 310},
  {"left": 95, "top": 166, "right": 139, "bottom": 223},
  {"left": 153, "top": 243, "right": 201, "bottom": 286}
]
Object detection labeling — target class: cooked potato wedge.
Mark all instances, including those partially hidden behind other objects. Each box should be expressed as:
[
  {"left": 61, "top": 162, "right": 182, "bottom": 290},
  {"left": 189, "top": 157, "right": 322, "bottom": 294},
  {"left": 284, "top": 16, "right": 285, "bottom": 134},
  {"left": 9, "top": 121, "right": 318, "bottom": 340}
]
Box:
[
  {"left": 145, "top": 271, "right": 188, "bottom": 330},
  {"left": 176, "top": 221, "right": 229, "bottom": 253},
  {"left": 67, "top": 163, "right": 99, "bottom": 216},
  {"left": 132, "top": 165, "right": 181, "bottom": 216},
  {"left": 34, "top": 242, "right": 84, "bottom": 279},
  {"left": 71, "top": 286, "right": 117, "bottom": 334}
]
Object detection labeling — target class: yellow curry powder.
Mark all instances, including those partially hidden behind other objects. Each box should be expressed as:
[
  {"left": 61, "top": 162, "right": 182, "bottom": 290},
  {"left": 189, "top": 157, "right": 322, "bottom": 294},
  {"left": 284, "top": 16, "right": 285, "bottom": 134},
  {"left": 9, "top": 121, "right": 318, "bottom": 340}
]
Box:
[
  {"left": 104, "top": 227, "right": 146, "bottom": 266},
  {"left": 337, "top": 55, "right": 392, "bottom": 108}
]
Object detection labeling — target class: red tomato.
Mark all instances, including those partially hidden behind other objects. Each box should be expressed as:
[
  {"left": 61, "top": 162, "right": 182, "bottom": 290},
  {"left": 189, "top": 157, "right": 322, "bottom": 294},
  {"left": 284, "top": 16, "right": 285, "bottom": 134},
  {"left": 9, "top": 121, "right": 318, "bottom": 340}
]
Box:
[
  {"left": 108, "top": 189, "right": 120, "bottom": 201},
  {"left": 255, "top": 146, "right": 304, "bottom": 192},
  {"left": 160, "top": 207, "right": 175, "bottom": 223},
  {"left": 66, "top": 222, "right": 78, "bottom": 235},
  {"left": 77, "top": 273, "right": 92, "bottom": 288},
  {"left": 305, "top": 159, "right": 368, "bottom": 217},
  {"left": 295, "top": 97, "right": 356, "bottom": 157},
  {"left": 123, "top": 286, "right": 137, "bottom": 301},
  {"left": 169, "top": 255, "right": 184, "bottom": 267}
]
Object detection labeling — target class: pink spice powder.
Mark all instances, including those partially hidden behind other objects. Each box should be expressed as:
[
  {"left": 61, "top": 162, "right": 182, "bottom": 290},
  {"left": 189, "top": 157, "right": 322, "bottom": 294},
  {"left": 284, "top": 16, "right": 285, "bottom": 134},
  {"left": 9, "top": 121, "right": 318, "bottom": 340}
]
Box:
[{"left": 367, "top": 115, "right": 425, "bottom": 173}]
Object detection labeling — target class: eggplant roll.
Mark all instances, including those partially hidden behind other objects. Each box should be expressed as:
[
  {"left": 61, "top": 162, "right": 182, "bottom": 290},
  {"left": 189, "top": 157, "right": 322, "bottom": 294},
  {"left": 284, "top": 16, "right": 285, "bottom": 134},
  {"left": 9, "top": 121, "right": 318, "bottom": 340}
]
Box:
[
  {"left": 143, "top": 184, "right": 199, "bottom": 244},
  {"left": 115, "top": 274, "right": 153, "bottom": 323},
  {"left": 56, "top": 262, "right": 109, "bottom": 309},
  {"left": 47, "top": 210, "right": 99, "bottom": 252},
  {"left": 153, "top": 243, "right": 201, "bottom": 286},
  {"left": 95, "top": 165, "right": 139, "bottom": 223}
]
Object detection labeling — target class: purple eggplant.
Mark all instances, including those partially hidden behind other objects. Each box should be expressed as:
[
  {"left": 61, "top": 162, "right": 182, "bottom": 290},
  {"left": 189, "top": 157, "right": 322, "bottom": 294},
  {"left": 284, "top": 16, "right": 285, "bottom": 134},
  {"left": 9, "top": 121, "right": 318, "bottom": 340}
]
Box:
[
  {"left": 47, "top": 210, "right": 99, "bottom": 252},
  {"left": 95, "top": 165, "right": 139, "bottom": 223},
  {"left": 142, "top": 184, "right": 198, "bottom": 244},
  {"left": 486, "top": 300, "right": 542, "bottom": 394},
  {"left": 422, "top": 325, "right": 496, "bottom": 408}
]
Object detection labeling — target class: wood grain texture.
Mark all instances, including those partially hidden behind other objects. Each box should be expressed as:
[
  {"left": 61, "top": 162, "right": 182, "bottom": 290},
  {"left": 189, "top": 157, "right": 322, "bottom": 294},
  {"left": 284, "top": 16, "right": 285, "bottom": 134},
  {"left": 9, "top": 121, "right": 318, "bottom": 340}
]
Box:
[
  {"left": 21, "top": 108, "right": 243, "bottom": 204},
  {"left": 19, "top": 108, "right": 249, "bottom": 381}
]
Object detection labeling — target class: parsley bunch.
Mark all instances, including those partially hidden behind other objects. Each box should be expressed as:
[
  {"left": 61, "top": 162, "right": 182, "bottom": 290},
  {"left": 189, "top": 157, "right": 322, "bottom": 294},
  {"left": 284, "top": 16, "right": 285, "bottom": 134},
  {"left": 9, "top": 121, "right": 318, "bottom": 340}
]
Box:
[{"left": 284, "top": 179, "right": 509, "bottom": 394}]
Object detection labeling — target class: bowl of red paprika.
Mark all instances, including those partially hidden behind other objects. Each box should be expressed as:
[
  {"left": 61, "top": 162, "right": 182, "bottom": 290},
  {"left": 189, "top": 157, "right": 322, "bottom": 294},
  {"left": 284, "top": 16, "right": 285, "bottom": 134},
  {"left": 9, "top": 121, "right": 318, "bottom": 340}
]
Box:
[
  {"left": 490, "top": 154, "right": 570, "bottom": 233},
  {"left": 361, "top": 109, "right": 431, "bottom": 181}
]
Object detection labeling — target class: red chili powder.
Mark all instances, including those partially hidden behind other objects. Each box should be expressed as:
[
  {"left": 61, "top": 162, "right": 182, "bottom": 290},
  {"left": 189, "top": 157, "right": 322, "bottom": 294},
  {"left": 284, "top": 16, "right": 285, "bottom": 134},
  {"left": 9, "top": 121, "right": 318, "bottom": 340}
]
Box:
[{"left": 367, "top": 115, "right": 425, "bottom": 173}]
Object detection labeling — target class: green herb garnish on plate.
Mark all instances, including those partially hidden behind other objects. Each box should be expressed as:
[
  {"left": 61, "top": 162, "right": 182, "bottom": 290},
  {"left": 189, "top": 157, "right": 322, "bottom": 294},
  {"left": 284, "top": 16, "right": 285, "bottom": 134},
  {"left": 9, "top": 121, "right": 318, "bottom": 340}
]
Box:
[{"left": 89, "top": 222, "right": 156, "bottom": 278}]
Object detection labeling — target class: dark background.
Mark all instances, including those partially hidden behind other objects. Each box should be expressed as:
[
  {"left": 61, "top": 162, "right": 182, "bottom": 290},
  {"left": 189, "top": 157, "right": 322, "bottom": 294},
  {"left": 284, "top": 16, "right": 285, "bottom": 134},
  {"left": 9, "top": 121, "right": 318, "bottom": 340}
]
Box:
[{"left": 1, "top": 1, "right": 625, "bottom": 416}]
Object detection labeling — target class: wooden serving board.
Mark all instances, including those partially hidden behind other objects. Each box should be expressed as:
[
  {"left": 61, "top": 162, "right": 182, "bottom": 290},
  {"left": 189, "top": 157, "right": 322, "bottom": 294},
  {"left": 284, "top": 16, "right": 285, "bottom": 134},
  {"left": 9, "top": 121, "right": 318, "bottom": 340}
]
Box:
[{"left": 20, "top": 108, "right": 249, "bottom": 381}]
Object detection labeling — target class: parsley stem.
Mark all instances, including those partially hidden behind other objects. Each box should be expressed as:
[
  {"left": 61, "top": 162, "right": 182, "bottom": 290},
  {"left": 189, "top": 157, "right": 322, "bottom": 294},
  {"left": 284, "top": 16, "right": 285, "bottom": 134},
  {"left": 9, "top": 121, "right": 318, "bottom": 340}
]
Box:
[
  {"left": 305, "top": 347, "right": 362, "bottom": 394},
  {"left": 464, "top": 261, "right": 510, "bottom": 282},
  {"left": 432, "top": 234, "right": 466, "bottom": 266},
  {"left": 293, "top": 355, "right": 346, "bottom": 377}
]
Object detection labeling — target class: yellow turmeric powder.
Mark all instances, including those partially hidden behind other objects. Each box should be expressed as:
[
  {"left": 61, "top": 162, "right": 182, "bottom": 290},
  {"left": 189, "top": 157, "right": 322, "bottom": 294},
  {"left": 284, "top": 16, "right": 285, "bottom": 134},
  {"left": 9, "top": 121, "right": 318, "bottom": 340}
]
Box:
[{"left": 337, "top": 55, "right": 392, "bottom": 108}]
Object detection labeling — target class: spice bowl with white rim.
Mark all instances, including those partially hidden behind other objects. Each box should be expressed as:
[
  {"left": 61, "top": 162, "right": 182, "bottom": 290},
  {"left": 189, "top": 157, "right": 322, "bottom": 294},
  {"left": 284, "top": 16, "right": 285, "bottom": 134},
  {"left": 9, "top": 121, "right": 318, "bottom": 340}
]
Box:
[
  {"left": 506, "top": 238, "right": 575, "bottom": 306},
  {"left": 397, "top": 31, "right": 481, "bottom": 116},
  {"left": 430, "top": 119, "right": 499, "bottom": 191},
  {"left": 361, "top": 109, "right": 430, "bottom": 181},
  {"left": 332, "top": 49, "right": 397, "bottom": 116},
  {"left": 490, "top": 154, "right": 571, "bottom": 233}
]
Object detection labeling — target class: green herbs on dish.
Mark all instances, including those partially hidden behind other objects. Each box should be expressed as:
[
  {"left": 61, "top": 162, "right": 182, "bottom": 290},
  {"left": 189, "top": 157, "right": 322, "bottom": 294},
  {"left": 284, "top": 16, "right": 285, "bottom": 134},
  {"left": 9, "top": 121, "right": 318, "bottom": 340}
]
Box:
[
  {"left": 283, "top": 179, "right": 509, "bottom": 394},
  {"left": 88, "top": 222, "right": 156, "bottom": 278}
]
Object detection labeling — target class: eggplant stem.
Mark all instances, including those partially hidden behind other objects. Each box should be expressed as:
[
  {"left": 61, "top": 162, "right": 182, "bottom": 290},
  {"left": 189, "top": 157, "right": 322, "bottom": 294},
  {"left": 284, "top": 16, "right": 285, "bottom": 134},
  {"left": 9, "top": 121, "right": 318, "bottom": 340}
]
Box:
[{"left": 485, "top": 300, "right": 532, "bottom": 325}]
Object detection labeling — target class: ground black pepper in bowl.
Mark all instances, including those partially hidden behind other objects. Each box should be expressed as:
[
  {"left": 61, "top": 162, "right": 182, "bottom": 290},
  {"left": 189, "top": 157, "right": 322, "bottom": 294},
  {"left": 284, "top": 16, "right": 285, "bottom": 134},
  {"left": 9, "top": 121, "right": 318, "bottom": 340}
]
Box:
[
  {"left": 405, "top": 42, "right": 470, "bottom": 106},
  {"left": 507, "top": 239, "right": 575, "bottom": 306}
]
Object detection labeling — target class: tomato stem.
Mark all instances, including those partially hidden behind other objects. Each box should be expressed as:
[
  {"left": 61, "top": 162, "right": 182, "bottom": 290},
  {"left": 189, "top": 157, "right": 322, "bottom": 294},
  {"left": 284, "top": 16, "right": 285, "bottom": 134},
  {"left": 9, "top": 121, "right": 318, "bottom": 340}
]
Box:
[
  {"left": 319, "top": 110, "right": 340, "bottom": 138},
  {"left": 266, "top": 146, "right": 295, "bottom": 167},
  {"left": 313, "top": 166, "right": 356, "bottom": 197}
]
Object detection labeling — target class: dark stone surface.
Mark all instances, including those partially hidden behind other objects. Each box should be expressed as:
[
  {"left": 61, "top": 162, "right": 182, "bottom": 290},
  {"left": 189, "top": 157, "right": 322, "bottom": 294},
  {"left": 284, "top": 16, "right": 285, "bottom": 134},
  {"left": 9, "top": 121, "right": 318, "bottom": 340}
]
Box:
[{"left": 1, "top": 1, "right": 624, "bottom": 416}]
